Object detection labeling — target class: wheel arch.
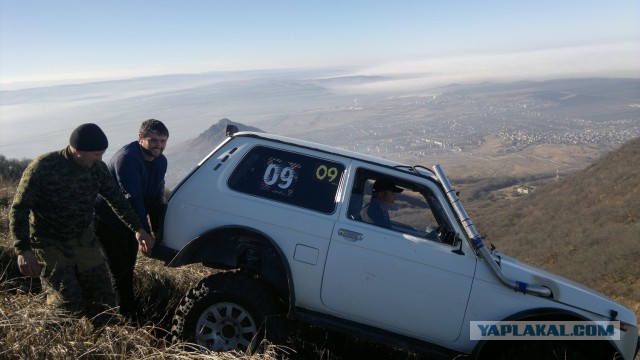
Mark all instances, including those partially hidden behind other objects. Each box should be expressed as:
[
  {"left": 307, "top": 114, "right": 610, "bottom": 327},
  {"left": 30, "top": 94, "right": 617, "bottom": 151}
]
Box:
[
  {"left": 472, "top": 307, "right": 618, "bottom": 359},
  {"left": 167, "top": 225, "right": 294, "bottom": 310}
]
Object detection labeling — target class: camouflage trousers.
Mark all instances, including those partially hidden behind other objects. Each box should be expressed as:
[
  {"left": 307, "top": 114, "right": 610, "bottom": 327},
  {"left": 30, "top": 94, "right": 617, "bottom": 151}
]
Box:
[{"left": 32, "top": 226, "right": 115, "bottom": 315}]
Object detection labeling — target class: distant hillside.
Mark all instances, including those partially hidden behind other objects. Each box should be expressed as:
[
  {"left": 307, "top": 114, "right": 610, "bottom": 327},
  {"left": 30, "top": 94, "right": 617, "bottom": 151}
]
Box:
[
  {"left": 471, "top": 136, "right": 640, "bottom": 313},
  {"left": 165, "top": 118, "right": 263, "bottom": 187}
]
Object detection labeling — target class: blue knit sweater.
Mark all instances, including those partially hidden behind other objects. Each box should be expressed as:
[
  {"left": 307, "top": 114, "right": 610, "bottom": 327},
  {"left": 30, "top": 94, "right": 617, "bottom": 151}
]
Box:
[{"left": 95, "top": 141, "right": 167, "bottom": 235}]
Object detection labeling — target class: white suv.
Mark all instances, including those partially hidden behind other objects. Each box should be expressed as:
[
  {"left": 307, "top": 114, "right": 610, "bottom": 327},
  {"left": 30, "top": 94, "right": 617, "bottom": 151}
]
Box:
[{"left": 161, "top": 127, "right": 639, "bottom": 359}]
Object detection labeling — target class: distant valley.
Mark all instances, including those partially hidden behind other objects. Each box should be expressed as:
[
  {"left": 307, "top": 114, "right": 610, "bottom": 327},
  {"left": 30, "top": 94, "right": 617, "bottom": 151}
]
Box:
[
  {"left": 162, "top": 77, "right": 639, "bottom": 188},
  {"left": 0, "top": 70, "right": 638, "bottom": 189}
]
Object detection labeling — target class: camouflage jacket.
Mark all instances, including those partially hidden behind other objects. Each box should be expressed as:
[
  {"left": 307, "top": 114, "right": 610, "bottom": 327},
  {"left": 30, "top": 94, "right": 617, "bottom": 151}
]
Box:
[{"left": 10, "top": 146, "right": 143, "bottom": 255}]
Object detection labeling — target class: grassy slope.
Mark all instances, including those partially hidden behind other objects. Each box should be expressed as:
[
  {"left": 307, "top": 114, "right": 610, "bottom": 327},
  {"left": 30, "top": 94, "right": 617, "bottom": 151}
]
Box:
[{"left": 469, "top": 137, "right": 640, "bottom": 320}]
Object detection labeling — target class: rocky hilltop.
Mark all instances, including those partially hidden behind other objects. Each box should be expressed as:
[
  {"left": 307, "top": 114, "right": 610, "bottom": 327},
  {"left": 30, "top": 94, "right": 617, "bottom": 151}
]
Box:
[{"left": 165, "top": 118, "right": 263, "bottom": 187}]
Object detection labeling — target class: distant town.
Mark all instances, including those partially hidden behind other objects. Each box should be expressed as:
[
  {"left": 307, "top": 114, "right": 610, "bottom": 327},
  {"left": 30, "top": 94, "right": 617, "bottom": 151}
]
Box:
[{"left": 292, "top": 87, "right": 639, "bottom": 160}]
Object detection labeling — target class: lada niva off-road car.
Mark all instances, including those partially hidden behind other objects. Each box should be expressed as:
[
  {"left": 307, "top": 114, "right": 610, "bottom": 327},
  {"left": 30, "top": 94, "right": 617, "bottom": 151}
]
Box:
[{"left": 159, "top": 127, "right": 639, "bottom": 359}]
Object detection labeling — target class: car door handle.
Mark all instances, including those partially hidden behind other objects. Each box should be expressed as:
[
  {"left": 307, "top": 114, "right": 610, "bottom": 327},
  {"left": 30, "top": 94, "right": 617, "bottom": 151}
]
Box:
[{"left": 338, "top": 229, "right": 363, "bottom": 241}]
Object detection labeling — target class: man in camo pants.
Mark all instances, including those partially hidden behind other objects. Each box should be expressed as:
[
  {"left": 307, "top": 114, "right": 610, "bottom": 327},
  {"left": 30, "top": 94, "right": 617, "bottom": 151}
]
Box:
[{"left": 10, "top": 123, "right": 156, "bottom": 317}]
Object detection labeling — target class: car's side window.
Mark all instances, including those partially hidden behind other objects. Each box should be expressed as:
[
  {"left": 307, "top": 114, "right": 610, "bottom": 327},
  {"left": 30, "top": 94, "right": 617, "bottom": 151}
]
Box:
[
  {"left": 348, "top": 168, "right": 455, "bottom": 245},
  {"left": 228, "top": 146, "right": 345, "bottom": 214}
]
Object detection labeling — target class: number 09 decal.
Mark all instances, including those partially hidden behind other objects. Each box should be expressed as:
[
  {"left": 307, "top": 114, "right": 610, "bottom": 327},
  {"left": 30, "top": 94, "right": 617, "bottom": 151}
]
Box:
[
  {"left": 316, "top": 165, "right": 339, "bottom": 182},
  {"left": 263, "top": 164, "right": 296, "bottom": 189}
]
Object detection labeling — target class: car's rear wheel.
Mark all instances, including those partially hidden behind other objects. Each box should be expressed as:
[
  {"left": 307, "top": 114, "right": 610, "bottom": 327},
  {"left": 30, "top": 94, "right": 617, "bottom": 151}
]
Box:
[{"left": 171, "top": 271, "right": 284, "bottom": 353}]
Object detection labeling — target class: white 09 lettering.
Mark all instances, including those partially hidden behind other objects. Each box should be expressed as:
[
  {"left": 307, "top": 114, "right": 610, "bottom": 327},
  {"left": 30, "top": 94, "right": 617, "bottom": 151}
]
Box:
[
  {"left": 279, "top": 167, "right": 295, "bottom": 189},
  {"left": 263, "top": 164, "right": 296, "bottom": 189},
  {"left": 263, "top": 164, "right": 281, "bottom": 185}
]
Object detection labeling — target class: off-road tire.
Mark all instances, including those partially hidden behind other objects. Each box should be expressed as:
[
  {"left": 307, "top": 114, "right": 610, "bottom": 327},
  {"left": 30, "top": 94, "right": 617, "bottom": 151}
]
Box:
[{"left": 171, "top": 271, "right": 285, "bottom": 353}]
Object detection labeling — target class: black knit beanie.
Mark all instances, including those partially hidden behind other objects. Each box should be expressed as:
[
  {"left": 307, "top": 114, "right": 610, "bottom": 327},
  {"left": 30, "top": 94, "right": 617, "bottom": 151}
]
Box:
[{"left": 69, "top": 123, "right": 109, "bottom": 151}]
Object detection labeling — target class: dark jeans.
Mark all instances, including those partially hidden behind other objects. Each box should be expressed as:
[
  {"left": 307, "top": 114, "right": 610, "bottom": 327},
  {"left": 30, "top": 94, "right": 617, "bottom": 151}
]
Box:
[{"left": 95, "top": 220, "right": 141, "bottom": 321}]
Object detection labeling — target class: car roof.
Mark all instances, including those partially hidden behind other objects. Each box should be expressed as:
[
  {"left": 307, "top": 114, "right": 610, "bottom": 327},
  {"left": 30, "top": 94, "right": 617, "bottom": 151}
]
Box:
[
  {"left": 231, "top": 131, "right": 437, "bottom": 180},
  {"left": 233, "top": 131, "right": 404, "bottom": 166}
]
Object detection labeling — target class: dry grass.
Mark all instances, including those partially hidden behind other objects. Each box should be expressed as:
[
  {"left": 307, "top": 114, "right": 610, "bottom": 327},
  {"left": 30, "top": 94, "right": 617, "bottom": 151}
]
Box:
[{"left": 0, "top": 260, "right": 294, "bottom": 360}]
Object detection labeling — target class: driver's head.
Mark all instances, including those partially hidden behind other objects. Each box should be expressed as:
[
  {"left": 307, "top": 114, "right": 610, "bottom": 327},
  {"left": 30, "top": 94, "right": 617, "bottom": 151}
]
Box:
[{"left": 372, "top": 178, "right": 403, "bottom": 204}]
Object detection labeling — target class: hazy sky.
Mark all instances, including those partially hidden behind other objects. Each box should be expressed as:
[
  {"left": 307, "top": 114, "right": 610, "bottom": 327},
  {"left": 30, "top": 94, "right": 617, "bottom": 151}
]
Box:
[{"left": 1, "top": 0, "right": 639, "bottom": 87}]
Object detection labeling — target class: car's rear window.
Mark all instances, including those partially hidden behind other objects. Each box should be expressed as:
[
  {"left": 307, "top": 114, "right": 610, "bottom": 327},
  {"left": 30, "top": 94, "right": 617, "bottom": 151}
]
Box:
[{"left": 228, "top": 145, "right": 345, "bottom": 214}]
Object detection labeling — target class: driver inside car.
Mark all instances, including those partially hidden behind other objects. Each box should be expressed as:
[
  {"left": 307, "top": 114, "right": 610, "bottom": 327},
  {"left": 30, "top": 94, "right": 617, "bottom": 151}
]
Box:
[{"left": 360, "top": 178, "right": 404, "bottom": 228}]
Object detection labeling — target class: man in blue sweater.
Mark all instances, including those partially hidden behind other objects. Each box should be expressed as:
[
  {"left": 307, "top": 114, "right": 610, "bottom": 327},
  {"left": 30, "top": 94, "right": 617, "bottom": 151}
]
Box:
[{"left": 95, "top": 119, "right": 169, "bottom": 322}]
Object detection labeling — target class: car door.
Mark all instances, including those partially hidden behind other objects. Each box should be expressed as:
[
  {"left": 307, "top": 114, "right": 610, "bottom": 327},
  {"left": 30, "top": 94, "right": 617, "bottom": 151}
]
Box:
[{"left": 321, "top": 166, "right": 477, "bottom": 343}]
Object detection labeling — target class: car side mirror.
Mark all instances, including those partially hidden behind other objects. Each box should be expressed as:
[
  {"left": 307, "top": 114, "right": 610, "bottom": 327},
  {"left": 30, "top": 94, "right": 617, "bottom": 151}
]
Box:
[{"left": 451, "top": 235, "right": 465, "bottom": 255}]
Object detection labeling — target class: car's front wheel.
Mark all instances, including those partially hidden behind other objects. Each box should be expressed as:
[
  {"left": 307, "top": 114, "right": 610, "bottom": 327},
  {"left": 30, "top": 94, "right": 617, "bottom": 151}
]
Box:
[{"left": 171, "top": 272, "right": 284, "bottom": 353}]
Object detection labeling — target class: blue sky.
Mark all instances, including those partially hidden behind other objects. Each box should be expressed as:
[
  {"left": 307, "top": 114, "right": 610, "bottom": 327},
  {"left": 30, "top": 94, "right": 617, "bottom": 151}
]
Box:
[{"left": 1, "top": 0, "right": 639, "bottom": 87}]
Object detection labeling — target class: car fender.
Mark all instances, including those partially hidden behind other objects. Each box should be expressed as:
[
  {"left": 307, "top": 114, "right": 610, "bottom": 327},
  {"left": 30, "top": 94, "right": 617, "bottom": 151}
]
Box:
[
  {"left": 471, "top": 307, "right": 616, "bottom": 359},
  {"left": 168, "top": 225, "right": 294, "bottom": 309}
]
